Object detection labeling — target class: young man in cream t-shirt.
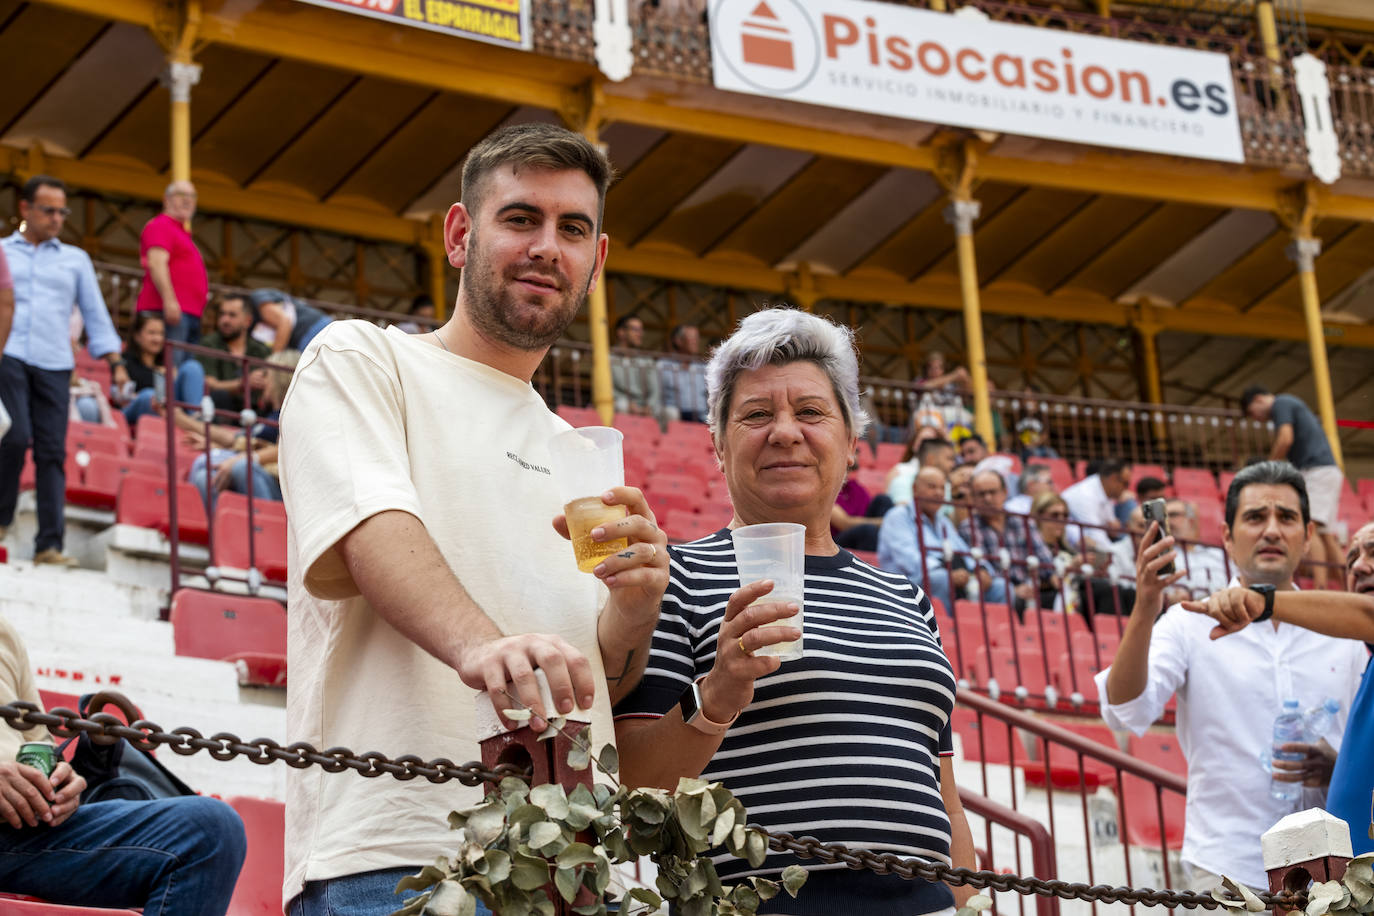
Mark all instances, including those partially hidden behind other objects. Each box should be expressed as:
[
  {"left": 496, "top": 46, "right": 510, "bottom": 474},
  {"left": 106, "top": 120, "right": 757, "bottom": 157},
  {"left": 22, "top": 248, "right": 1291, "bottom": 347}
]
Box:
[{"left": 279, "top": 124, "right": 669, "bottom": 916}]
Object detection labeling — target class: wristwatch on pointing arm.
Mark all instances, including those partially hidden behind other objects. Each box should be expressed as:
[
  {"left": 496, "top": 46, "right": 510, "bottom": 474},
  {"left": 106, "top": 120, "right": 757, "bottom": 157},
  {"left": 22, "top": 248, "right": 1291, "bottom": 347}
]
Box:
[
  {"left": 1248, "top": 583, "right": 1276, "bottom": 623},
  {"left": 678, "top": 676, "right": 738, "bottom": 736}
]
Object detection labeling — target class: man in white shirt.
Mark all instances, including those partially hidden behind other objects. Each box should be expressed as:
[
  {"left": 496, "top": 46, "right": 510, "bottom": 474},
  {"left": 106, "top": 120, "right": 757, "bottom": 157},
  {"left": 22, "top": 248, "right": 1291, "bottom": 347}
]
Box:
[
  {"left": 1062, "top": 458, "right": 1131, "bottom": 549},
  {"left": 279, "top": 124, "right": 669, "bottom": 916},
  {"left": 1095, "top": 461, "right": 1366, "bottom": 893}
]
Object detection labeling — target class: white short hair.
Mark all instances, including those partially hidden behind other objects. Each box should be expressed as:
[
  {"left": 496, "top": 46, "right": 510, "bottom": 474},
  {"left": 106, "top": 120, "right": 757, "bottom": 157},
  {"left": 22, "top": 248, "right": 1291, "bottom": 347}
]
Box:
[{"left": 705, "top": 307, "right": 870, "bottom": 440}]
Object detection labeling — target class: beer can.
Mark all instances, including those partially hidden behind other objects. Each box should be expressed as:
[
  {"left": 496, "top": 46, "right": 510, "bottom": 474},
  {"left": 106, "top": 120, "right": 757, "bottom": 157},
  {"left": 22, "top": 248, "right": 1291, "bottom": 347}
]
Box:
[{"left": 16, "top": 742, "right": 55, "bottom": 777}]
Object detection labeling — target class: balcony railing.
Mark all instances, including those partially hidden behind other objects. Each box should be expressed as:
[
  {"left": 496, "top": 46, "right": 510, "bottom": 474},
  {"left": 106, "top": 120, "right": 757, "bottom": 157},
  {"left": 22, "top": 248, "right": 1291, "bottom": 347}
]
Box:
[{"left": 531, "top": 0, "right": 1374, "bottom": 178}]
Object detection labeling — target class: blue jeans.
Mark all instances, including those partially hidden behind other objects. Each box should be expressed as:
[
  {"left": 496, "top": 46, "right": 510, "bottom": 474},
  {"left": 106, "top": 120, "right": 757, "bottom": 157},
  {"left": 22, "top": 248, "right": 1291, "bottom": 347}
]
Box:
[
  {"left": 161, "top": 312, "right": 203, "bottom": 365},
  {"left": 297, "top": 315, "right": 332, "bottom": 353},
  {"left": 288, "top": 866, "right": 493, "bottom": 916},
  {"left": 0, "top": 796, "right": 245, "bottom": 915},
  {"left": 0, "top": 356, "right": 71, "bottom": 551},
  {"left": 123, "top": 360, "right": 207, "bottom": 425},
  {"left": 190, "top": 451, "right": 282, "bottom": 510}
]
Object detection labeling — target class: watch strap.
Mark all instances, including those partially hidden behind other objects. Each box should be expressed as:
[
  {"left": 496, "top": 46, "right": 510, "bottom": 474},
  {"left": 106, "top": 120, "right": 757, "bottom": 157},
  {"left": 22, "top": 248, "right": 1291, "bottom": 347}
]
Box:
[
  {"left": 1249, "top": 585, "right": 1275, "bottom": 622},
  {"left": 679, "top": 676, "right": 737, "bottom": 736}
]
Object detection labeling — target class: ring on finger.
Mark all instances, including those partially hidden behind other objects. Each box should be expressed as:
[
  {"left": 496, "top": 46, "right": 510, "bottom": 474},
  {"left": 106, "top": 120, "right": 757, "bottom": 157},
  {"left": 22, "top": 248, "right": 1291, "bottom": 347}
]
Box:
[{"left": 739, "top": 636, "right": 752, "bottom": 658}]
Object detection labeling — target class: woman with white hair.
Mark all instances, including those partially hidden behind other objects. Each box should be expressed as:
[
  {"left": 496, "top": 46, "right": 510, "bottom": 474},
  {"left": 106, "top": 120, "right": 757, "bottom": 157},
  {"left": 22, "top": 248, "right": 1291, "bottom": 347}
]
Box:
[{"left": 613, "top": 308, "right": 973, "bottom": 916}]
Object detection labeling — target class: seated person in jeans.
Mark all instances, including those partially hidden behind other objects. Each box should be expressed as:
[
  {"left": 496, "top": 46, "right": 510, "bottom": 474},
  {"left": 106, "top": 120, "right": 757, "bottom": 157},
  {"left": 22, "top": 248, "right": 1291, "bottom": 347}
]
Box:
[
  {"left": 188, "top": 349, "right": 296, "bottom": 508},
  {"left": 0, "top": 617, "right": 246, "bottom": 913},
  {"left": 114, "top": 311, "right": 206, "bottom": 426}
]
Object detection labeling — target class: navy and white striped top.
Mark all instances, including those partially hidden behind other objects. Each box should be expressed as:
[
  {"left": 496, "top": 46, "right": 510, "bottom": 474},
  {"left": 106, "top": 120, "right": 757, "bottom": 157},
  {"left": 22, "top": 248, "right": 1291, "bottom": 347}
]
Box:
[{"left": 614, "top": 530, "right": 958, "bottom": 916}]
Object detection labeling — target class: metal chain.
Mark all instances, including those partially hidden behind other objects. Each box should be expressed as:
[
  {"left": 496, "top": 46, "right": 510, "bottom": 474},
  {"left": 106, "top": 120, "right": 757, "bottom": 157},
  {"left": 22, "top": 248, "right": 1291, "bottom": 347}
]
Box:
[{"left": 3, "top": 702, "right": 1306, "bottom": 910}]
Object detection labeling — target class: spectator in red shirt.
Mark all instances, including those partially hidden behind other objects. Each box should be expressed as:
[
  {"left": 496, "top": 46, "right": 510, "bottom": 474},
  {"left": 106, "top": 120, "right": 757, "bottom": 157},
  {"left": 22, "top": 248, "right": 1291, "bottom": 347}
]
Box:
[{"left": 136, "top": 181, "right": 207, "bottom": 363}]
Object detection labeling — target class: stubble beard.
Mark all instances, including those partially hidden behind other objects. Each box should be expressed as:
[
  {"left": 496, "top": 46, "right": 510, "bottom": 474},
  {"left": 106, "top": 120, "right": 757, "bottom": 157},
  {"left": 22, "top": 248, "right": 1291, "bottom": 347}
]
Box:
[{"left": 462, "top": 232, "right": 591, "bottom": 352}]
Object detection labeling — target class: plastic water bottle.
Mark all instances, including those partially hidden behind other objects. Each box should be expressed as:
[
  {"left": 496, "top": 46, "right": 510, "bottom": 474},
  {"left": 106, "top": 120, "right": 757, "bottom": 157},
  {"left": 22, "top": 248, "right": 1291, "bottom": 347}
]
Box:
[
  {"left": 1303, "top": 697, "right": 1341, "bottom": 744},
  {"left": 1270, "top": 699, "right": 1305, "bottom": 803}
]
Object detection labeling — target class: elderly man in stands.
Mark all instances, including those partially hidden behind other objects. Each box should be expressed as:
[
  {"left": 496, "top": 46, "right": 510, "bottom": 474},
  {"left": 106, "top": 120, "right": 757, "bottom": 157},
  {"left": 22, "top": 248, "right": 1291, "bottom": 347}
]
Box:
[
  {"left": 1062, "top": 458, "right": 1131, "bottom": 547},
  {"left": 960, "top": 469, "right": 1042, "bottom": 608},
  {"left": 1184, "top": 519, "right": 1374, "bottom": 853},
  {"left": 879, "top": 465, "right": 1003, "bottom": 613},
  {"left": 657, "top": 323, "right": 709, "bottom": 423},
  {"left": 1096, "top": 461, "right": 1367, "bottom": 894},
  {"left": 0, "top": 618, "right": 246, "bottom": 911},
  {"left": 0, "top": 176, "right": 130, "bottom": 565},
  {"left": 137, "top": 180, "right": 207, "bottom": 362},
  {"left": 1004, "top": 464, "right": 1053, "bottom": 517}
]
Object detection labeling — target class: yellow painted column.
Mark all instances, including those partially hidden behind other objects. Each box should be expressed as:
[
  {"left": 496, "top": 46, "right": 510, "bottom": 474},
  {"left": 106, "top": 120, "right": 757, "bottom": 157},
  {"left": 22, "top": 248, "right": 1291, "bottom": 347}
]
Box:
[
  {"left": 164, "top": 57, "right": 200, "bottom": 188},
  {"left": 425, "top": 214, "right": 448, "bottom": 322},
  {"left": 1256, "top": 1, "right": 1282, "bottom": 64},
  {"left": 945, "top": 197, "right": 995, "bottom": 445},
  {"left": 582, "top": 121, "right": 614, "bottom": 426},
  {"left": 1288, "top": 236, "right": 1344, "bottom": 469},
  {"left": 1138, "top": 323, "right": 1163, "bottom": 406}
]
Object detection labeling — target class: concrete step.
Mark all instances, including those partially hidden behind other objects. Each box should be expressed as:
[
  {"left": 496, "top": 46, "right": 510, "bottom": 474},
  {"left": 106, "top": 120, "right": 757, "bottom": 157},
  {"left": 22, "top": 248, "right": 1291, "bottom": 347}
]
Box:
[
  {"left": 30, "top": 646, "right": 242, "bottom": 707},
  {"left": 0, "top": 558, "right": 166, "bottom": 621},
  {"left": 2, "top": 603, "right": 174, "bottom": 659}
]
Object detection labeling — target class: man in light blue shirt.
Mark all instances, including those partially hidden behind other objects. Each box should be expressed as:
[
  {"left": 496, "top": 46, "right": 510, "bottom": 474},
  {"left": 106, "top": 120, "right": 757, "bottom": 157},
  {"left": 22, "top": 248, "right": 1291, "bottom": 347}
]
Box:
[
  {"left": 1, "top": 176, "right": 129, "bottom": 565},
  {"left": 657, "top": 324, "right": 709, "bottom": 423},
  {"left": 878, "top": 464, "right": 1006, "bottom": 613}
]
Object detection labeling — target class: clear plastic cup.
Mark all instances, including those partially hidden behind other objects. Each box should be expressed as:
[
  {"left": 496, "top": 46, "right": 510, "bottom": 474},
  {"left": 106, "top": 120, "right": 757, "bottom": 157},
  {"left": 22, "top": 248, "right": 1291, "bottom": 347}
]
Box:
[
  {"left": 731, "top": 522, "right": 805, "bottom": 660},
  {"left": 548, "top": 426, "right": 629, "bottom": 573}
]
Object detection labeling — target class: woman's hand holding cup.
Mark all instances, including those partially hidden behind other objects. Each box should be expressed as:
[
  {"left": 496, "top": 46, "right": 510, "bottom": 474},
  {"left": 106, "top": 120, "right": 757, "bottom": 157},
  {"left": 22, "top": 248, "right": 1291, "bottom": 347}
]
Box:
[{"left": 698, "top": 579, "right": 800, "bottom": 724}]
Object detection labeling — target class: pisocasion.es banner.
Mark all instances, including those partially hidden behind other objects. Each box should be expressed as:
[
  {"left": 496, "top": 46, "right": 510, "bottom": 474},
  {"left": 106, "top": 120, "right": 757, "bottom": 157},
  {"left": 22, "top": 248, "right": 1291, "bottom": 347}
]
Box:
[
  {"left": 709, "top": 0, "right": 1245, "bottom": 163},
  {"left": 294, "top": 0, "right": 530, "bottom": 51}
]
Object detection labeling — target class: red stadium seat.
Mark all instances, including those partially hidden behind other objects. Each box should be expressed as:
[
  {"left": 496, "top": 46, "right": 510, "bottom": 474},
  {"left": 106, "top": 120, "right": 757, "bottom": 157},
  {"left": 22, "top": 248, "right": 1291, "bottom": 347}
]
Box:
[
  {"left": 555, "top": 405, "right": 600, "bottom": 427},
  {"left": 227, "top": 796, "right": 285, "bottom": 916},
  {"left": 872, "top": 441, "right": 905, "bottom": 470},
  {"left": 68, "top": 422, "right": 127, "bottom": 457},
  {"left": 949, "top": 707, "right": 1030, "bottom": 768},
  {"left": 1025, "top": 721, "right": 1118, "bottom": 789},
  {"left": 215, "top": 490, "right": 287, "bottom": 526},
  {"left": 171, "top": 589, "right": 286, "bottom": 686},
  {"left": 1131, "top": 465, "right": 1168, "bottom": 490},
  {"left": 1172, "top": 468, "right": 1219, "bottom": 502},
  {"left": 611, "top": 413, "right": 660, "bottom": 446},
  {"left": 1118, "top": 733, "right": 1187, "bottom": 850},
  {"left": 212, "top": 505, "right": 288, "bottom": 583},
  {"left": 1051, "top": 651, "right": 1101, "bottom": 704},
  {"left": 133, "top": 413, "right": 166, "bottom": 442},
  {"left": 116, "top": 474, "right": 210, "bottom": 545},
  {"left": 66, "top": 454, "right": 165, "bottom": 511},
  {"left": 646, "top": 489, "right": 696, "bottom": 516},
  {"left": 849, "top": 549, "right": 879, "bottom": 567}
]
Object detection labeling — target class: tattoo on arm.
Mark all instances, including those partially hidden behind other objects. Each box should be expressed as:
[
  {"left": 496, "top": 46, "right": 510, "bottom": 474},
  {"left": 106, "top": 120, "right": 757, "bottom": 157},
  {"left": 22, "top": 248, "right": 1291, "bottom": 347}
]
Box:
[{"left": 605, "top": 649, "right": 637, "bottom": 685}]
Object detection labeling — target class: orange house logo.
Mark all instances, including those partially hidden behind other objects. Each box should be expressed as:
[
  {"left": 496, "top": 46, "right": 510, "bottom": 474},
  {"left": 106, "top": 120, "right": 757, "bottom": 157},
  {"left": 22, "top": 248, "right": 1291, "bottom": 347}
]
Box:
[
  {"left": 711, "top": 0, "right": 820, "bottom": 93},
  {"left": 740, "top": 2, "right": 795, "bottom": 70}
]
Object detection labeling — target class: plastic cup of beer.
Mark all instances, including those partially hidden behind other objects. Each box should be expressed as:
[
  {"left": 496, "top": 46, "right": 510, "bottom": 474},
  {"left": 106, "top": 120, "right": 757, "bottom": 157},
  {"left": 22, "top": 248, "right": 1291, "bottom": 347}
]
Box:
[
  {"left": 731, "top": 522, "right": 805, "bottom": 661},
  {"left": 548, "top": 426, "right": 630, "bottom": 573}
]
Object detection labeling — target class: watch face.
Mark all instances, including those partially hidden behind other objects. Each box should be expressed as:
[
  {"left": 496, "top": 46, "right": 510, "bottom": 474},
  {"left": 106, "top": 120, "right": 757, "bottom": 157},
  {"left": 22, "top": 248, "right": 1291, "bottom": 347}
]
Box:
[{"left": 678, "top": 683, "right": 700, "bottom": 722}]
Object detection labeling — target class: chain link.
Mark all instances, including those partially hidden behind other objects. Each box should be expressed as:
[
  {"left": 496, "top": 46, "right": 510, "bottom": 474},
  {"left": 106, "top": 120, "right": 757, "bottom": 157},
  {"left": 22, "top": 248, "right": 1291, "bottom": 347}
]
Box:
[{"left": 4, "top": 702, "right": 1307, "bottom": 910}]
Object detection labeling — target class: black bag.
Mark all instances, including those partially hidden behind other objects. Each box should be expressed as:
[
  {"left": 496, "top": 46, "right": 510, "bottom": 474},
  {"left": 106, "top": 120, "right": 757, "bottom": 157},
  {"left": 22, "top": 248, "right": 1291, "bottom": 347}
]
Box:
[{"left": 58, "top": 691, "right": 197, "bottom": 803}]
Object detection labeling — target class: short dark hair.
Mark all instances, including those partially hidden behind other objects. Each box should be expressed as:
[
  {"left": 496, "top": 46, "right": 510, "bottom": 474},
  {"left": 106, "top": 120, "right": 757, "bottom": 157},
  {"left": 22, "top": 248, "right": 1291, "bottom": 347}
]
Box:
[
  {"left": 1240, "top": 385, "right": 1270, "bottom": 414},
  {"left": 1136, "top": 476, "right": 1167, "bottom": 498},
  {"left": 1098, "top": 458, "right": 1129, "bottom": 479},
  {"left": 917, "top": 437, "right": 953, "bottom": 463},
  {"left": 614, "top": 314, "right": 642, "bottom": 334},
  {"left": 460, "top": 123, "right": 615, "bottom": 231},
  {"left": 1224, "top": 460, "right": 1309, "bottom": 529},
  {"left": 219, "top": 293, "right": 250, "bottom": 313},
  {"left": 961, "top": 432, "right": 987, "bottom": 449},
  {"left": 409, "top": 294, "right": 434, "bottom": 315},
  {"left": 20, "top": 175, "right": 66, "bottom": 203},
  {"left": 669, "top": 324, "right": 696, "bottom": 348}
]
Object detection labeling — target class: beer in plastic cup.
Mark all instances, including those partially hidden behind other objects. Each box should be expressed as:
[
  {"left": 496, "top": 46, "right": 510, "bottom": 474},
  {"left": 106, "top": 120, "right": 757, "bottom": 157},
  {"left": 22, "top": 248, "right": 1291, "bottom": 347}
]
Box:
[
  {"left": 548, "top": 426, "right": 629, "bottom": 573},
  {"left": 731, "top": 522, "right": 805, "bottom": 660}
]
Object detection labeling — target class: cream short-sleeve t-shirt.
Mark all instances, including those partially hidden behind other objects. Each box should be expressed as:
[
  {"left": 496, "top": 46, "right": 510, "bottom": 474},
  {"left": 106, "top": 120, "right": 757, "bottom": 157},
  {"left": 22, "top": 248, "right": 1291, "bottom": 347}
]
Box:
[{"left": 279, "top": 321, "right": 612, "bottom": 906}]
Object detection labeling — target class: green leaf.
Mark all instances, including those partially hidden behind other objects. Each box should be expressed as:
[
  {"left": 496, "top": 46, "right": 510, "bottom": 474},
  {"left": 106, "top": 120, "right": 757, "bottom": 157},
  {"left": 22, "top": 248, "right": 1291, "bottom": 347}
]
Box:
[
  {"left": 676, "top": 777, "right": 710, "bottom": 796},
  {"left": 530, "top": 784, "right": 571, "bottom": 821},
  {"left": 627, "top": 887, "right": 664, "bottom": 911},
  {"left": 527, "top": 821, "right": 563, "bottom": 851},
  {"left": 745, "top": 830, "right": 767, "bottom": 868},
  {"left": 510, "top": 852, "right": 551, "bottom": 891},
  {"left": 556, "top": 842, "right": 600, "bottom": 868},
  {"left": 396, "top": 864, "right": 449, "bottom": 894},
  {"left": 532, "top": 895, "right": 556, "bottom": 916},
  {"left": 464, "top": 803, "right": 508, "bottom": 847},
  {"left": 1220, "top": 877, "right": 1266, "bottom": 913},
  {"left": 731, "top": 884, "right": 761, "bottom": 913},
  {"left": 730, "top": 824, "right": 747, "bottom": 852},
  {"left": 572, "top": 905, "right": 606, "bottom": 916},
  {"left": 509, "top": 804, "right": 547, "bottom": 831},
  {"left": 697, "top": 790, "right": 718, "bottom": 832},
  {"left": 483, "top": 850, "right": 511, "bottom": 886},
  {"left": 503, "top": 708, "right": 533, "bottom": 721},
  {"left": 751, "top": 878, "right": 780, "bottom": 901},
  {"left": 597, "top": 743, "right": 619, "bottom": 774},
  {"left": 711, "top": 803, "right": 737, "bottom": 846},
  {"left": 656, "top": 871, "right": 680, "bottom": 899},
  {"left": 568, "top": 742, "right": 591, "bottom": 771},
  {"left": 554, "top": 865, "right": 580, "bottom": 903},
  {"left": 421, "top": 879, "right": 471, "bottom": 916},
  {"left": 781, "top": 864, "right": 808, "bottom": 895}
]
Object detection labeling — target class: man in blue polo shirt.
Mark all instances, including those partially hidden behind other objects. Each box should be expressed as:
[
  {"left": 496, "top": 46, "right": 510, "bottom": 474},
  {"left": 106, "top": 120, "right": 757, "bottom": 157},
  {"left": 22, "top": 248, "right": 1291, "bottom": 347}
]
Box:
[
  {"left": 0, "top": 176, "right": 129, "bottom": 565},
  {"left": 1183, "top": 518, "right": 1374, "bottom": 852}
]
